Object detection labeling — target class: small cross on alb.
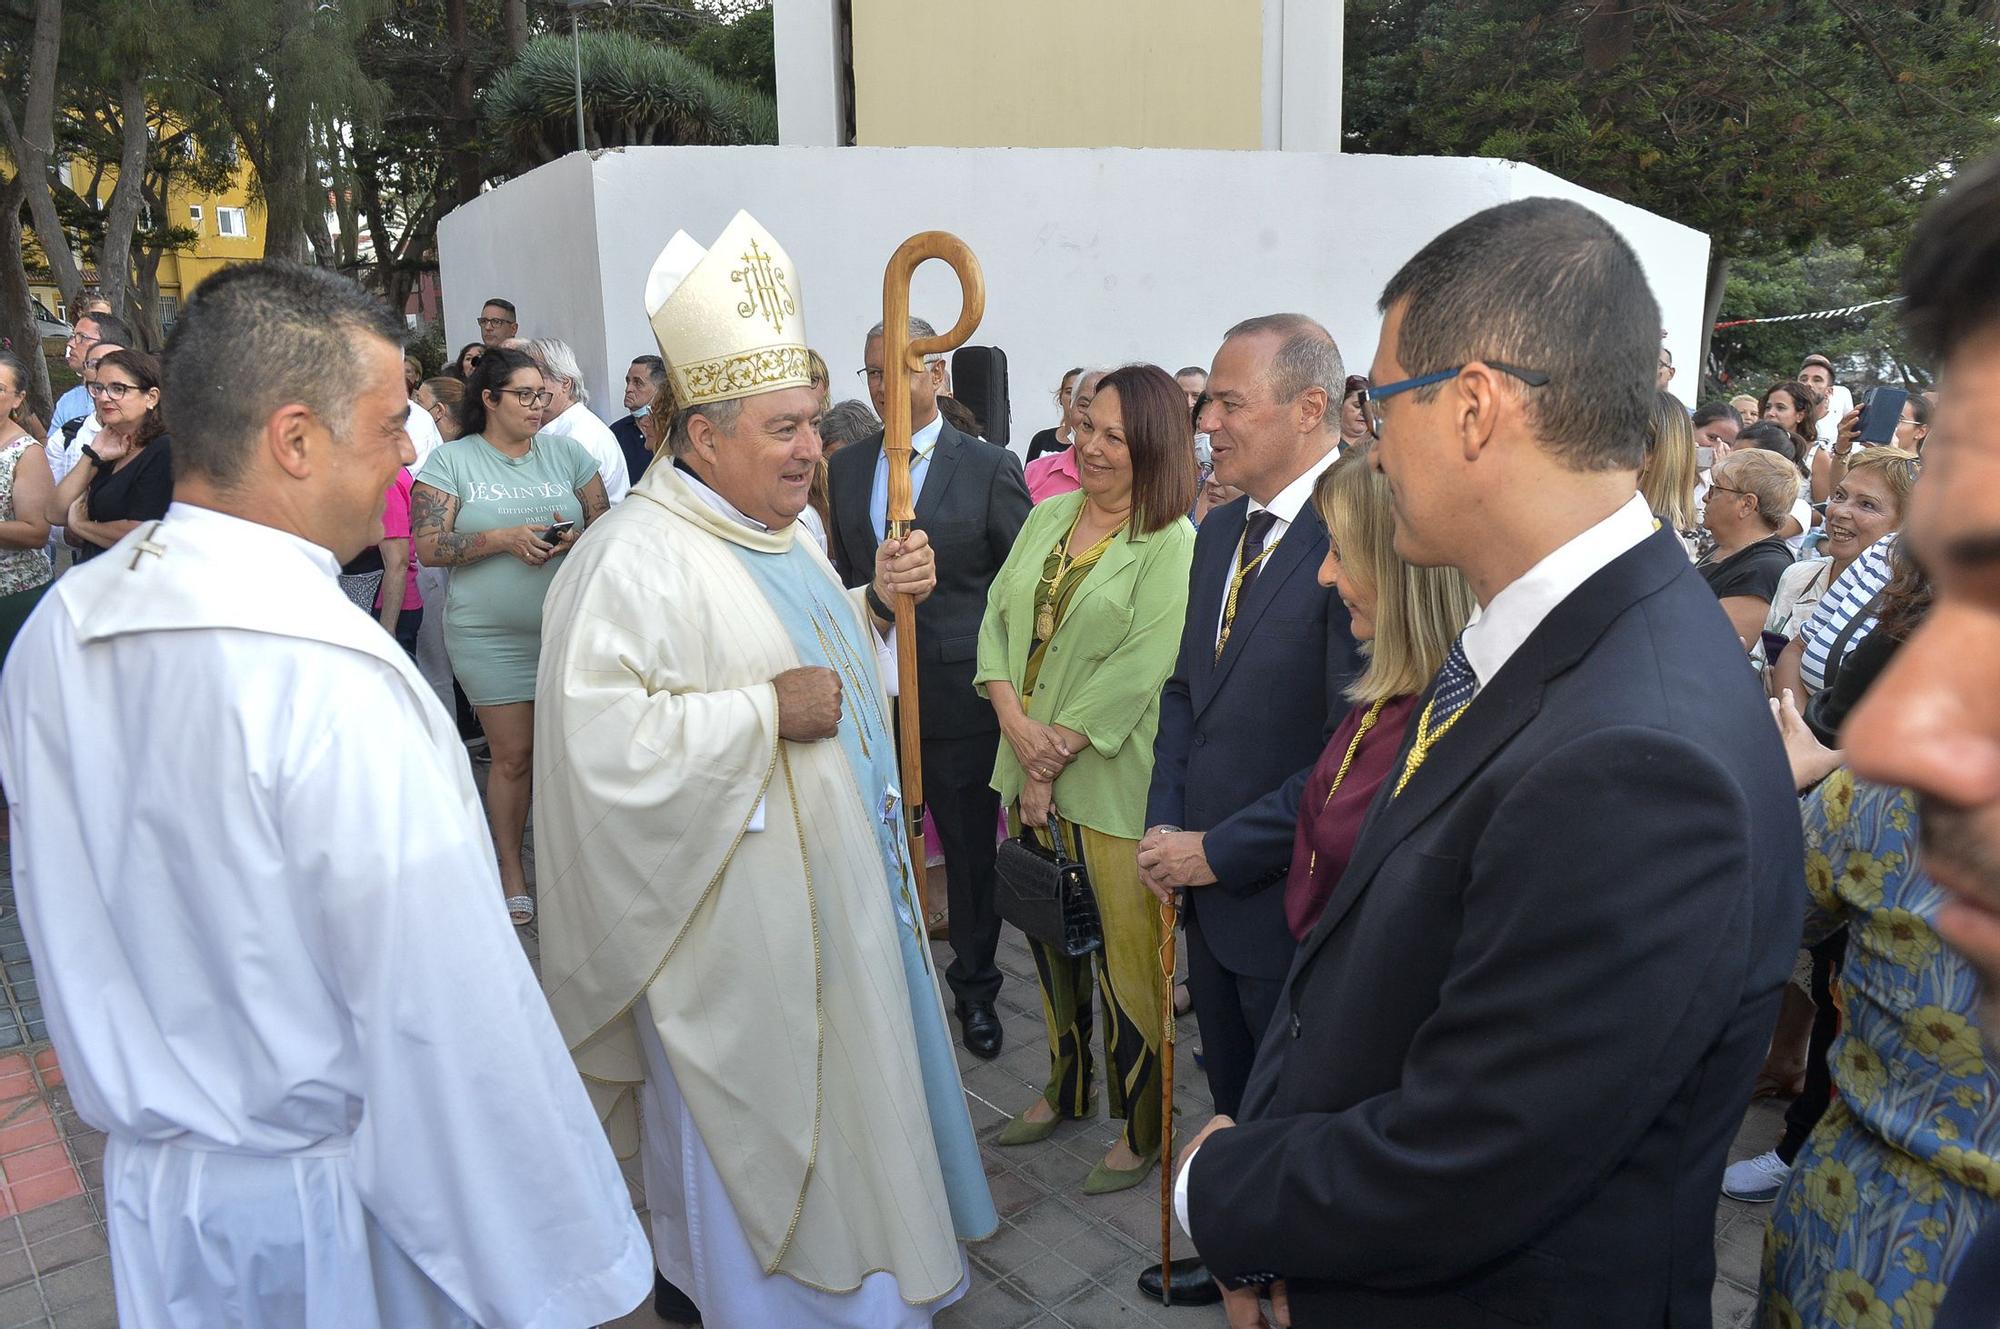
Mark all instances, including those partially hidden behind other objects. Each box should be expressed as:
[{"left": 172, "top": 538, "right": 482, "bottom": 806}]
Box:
[{"left": 128, "top": 525, "right": 168, "bottom": 571}]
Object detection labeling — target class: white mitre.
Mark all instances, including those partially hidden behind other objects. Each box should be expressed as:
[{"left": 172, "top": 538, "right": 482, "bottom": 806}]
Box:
[{"left": 644, "top": 209, "right": 812, "bottom": 409}]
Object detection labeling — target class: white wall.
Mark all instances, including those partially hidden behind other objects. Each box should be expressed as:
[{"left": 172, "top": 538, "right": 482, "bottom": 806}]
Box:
[
  {"left": 438, "top": 146, "right": 1710, "bottom": 446},
  {"left": 774, "top": 0, "right": 843, "bottom": 148},
  {"left": 1266, "top": 0, "right": 1344, "bottom": 152}
]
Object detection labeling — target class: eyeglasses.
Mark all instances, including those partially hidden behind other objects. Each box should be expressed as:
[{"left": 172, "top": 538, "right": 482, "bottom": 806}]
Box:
[
  {"left": 475, "top": 316, "right": 515, "bottom": 329},
  {"left": 498, "top": 387, "right": 554, "bottom": 407},
  {"left": 857, "top": 361, "right": 942, "bottom": 384},
  {"left": 1363, "top": 361, "right": 1552, "bottom": 439},
  {"left": 66, "top": 330, "right": 101, "bottom": 348},
  {"left": 86, "top": 380, "right": 141, "bottom": 400}
]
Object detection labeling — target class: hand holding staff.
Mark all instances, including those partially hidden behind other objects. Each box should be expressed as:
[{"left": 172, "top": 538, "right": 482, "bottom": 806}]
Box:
[{"left": 879, "top": 233, "right": 986, "bottom": 876}]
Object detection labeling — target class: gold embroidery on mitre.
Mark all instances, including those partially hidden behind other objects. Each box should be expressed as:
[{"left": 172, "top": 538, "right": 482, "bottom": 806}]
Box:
[
  {"left": 673, "top": 346, "right": 814, "bottom": 408},
  {"left": 731, "top": 238, "right": 796, "bottom": 334},
  {"left": 644, "top": 210, "right": 812, "bottom": 408}
]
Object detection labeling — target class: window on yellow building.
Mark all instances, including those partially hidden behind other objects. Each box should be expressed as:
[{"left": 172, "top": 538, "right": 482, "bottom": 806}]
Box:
[
  {"left": 188, "top": 206, "right": 203, "bottom": 226},
  {"left": 217, "top": 207, "right": 247, "bottom": 239}
]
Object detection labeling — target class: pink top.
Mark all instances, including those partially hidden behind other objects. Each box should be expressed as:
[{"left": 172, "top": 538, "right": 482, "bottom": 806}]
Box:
[
  {"left": 377, "top": 469, "right": 423, "bottom": 611},
  {"left": 1025, "top": 446, "right": 1082, "bottom": 504}
]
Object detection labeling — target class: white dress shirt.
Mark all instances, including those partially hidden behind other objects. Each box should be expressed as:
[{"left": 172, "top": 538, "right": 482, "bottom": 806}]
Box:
[
  {"left": 1458, "top": 491, "right": 1656, "bottom": 691},
  {"left": 870, "top": 412, "right": 944, "bottom": 542},
  {"left": 541, "top": 400, "right": 632, "bottom": 503},
  {"left": 1174, "top": 489, "right": 1657, "bottom": 1239},
  {"left": 1212, "top": 445, "right": 1344, "bottom": 644}
]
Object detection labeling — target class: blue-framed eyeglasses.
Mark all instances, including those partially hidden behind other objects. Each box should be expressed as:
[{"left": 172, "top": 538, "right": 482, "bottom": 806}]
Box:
[{"left": 1364, "top": 361, "right": 1551, "bottom": 438}]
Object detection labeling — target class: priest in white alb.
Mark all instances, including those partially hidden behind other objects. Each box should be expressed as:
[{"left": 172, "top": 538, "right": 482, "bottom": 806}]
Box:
[
  {"left": 0, "top": 261, "right": 652, "bottom": 1329},
  {"left": 534, "top": 211, "right": 998, "bottom": 1328}
]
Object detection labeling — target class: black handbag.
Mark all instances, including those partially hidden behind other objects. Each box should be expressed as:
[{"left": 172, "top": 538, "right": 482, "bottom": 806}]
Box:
[{"left": 994, "top": 817, "right": 1103, "bottom": 958}]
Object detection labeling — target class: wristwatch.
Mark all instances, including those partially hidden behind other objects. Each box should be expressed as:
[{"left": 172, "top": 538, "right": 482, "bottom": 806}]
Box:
[
  {"left": 865, "top": 585, "right": 896, "bottom": 622},
  {"left": 79, "top": 445, "right": 107, "bottom": 468}
]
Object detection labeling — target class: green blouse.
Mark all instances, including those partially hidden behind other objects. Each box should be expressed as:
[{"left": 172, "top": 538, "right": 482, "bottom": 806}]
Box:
[{"left": 975, "top": 490, "right": 1194, "bottom": 840}]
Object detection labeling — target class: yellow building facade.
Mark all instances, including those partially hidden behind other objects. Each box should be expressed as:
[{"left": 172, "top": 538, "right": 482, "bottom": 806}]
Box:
[
  {"left": 27, "top": 150, "right": 266, "bottom": 328},
  {"left": 779, "top": 0, "right": 1341, "bottom": 152},
  {"left": 850, "top": 0, "right": 1264, "bottom": 149}
]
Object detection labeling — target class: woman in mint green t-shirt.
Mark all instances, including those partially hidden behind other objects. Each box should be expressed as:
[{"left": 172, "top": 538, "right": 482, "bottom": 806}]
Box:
[{"left": 413, "top": 348, "right": 609, "bottom": 924}]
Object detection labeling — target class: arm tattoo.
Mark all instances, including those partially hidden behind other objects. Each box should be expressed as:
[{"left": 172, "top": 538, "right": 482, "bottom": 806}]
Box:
[
  {"left": 411, "top": 483, "right": 489, "bottom": 566},
  {"left": 578, "top": 477, "right": 610, "bottom": 526}
]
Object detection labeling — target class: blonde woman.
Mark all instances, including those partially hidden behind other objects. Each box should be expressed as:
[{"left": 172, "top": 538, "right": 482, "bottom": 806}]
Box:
[
  {"left": 1764, "top": 447, "right": 1918, "bottom": 694},
  {"left": 1284, "top": 452, "right": 1477, "bottom": 940},
  {"left": 1697, "top": 448, "right": 1801, "bottom": 647},
  {"left": 1639, "top": 390, "right": 1699, "bottom": 557}
]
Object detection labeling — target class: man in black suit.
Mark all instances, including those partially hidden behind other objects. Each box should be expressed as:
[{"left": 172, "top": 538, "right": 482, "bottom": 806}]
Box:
[
  {"left": 610, "top": 354, "right": 665, "bottom": 486},
  {"left": 1173, "top": 199, "right": 1804, "bottom": 1327},
  {"left": 1133, "top": 313, "right": 1363, "bottom": 1301},
  {"left": 826, "top": 317, "right": 1031, "bottom": 1060}
]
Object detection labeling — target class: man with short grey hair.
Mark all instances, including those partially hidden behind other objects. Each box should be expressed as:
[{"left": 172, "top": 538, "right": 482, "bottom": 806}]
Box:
[
  {"left": 1132, "top": 310, "right": 1363, "bottom": 1303},
  {"left": 612, "top": 353, "right": 667, "bottom": 482},
  {"left": 825, "top": 315, "right": 1031, "bottom": 1060},
  {"left": 0, "top": 259, "right": 651, "bottom": 1327},
  {"left": 527, "top": 335, "right": 631, "bottom": 502},
  {"left": 818, "top": 398, "right": 881, "bottom": 453}
]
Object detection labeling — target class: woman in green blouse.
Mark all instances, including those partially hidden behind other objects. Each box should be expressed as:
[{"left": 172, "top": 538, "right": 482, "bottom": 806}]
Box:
[{"left": 975, "top": 362, "right": 1196, "bottom": 1195}]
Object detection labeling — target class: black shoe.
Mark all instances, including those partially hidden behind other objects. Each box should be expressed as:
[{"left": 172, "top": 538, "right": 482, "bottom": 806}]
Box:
[
  {"left": 956, "top": 1001, "right": 1003, "bottom": 1060},
  {"left": 653, "top": 1271, "right": 700, "bottom": 1323},
  {"left": 1137, "top": 1258, "right": 1222, "bottom": 1306}
]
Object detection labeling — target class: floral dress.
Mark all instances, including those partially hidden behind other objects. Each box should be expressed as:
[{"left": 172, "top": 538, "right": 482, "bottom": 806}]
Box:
[
  {"left": 0, "top": 437, "right": 52, "bottom": 596},
  {"left": 1762, "top": 774, "right": 2000, "bottom": 1329}
]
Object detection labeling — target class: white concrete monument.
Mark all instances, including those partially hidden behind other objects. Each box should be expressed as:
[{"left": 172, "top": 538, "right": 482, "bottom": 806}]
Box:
[
  {"left": 438, "top": 1, "right": 1707, "bottom": 446},
  {"left": 439, "top": 148, "right": 1707, "bottom": 449}
]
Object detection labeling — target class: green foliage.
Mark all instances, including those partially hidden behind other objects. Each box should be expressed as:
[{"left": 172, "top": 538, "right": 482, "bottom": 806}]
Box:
[
  {"left": 684, "top": 5, "right": 775, "bottom": 98},
  {"left": 484, "top": 30, "right": 777, "bottom": 167},
  {"left": 1706, "top": 243, "right": 1923, "bottom": 397},
  {"left": 1344, "top": 0, "right": 2000, "bottom": 261},
  {"left": 406, "top": 323, "right": 446, "bottom": 379}
]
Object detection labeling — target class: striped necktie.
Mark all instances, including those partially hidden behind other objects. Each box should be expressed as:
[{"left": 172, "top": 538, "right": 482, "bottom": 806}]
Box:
[{"left": 1392, "top": 636, "right": 1477, "bottom": 797}]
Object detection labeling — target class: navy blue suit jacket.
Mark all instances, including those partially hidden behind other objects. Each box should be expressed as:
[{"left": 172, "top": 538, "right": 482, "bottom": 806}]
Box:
[
  {"left": 1145, "top": 492, "right": 1363, "bottom": 979},
  {"left": 1187, "top": 527, "right": 1806, "bottom": 1328}
]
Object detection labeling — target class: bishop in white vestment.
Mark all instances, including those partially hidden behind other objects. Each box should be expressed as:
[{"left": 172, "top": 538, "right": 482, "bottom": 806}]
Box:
[
  {"left": 0, "top": 263, "right": 651, "bottom": 1329},
  {"left": 535, "top": 212, "right": 998, "bottom": 1328}
]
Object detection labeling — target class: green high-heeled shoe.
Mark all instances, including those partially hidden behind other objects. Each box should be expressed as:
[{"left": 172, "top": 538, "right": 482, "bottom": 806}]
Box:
[
  {"left": 995, "top": 1095, "right": 1094, "bottom": 1147},
  {"left": 1082, "top": 1148, "right": 1161, "bottom": 1195}
]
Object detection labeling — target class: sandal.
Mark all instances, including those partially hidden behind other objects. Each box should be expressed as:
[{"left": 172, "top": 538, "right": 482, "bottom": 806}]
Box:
[{"left": 506, "top": 894, "right": 536, "bottom": 927}]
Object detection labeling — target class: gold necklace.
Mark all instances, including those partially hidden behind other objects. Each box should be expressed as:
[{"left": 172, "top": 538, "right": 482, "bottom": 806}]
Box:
[
  {"left": 1392, "top": 693, "right": 1472, "bottom": 798},
  {"left": 1306, "top": 698, "right": 1388, "bottom": 875},
  {"left": 1034, "top": 509, "right": 1120, "bottom": 641},
  {"left": 1214, "top": 528, "right": 1276, "bottom": 661}
]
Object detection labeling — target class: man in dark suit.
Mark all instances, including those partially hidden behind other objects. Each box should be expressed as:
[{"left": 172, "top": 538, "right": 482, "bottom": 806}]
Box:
[
  {"left": 1133, "top": 313, "right": 1363, "bottom": 1301},
  {"left": 1172, "top": 199, "right": 1805, "bottom": 1327},
  {"left": 1851, "top": 150, "right": 2000, "bottom": 1329},
  {"left": 610, "top": 355, "right": 665, "bottom": 486},
  {"left": 826, "top": 317, "right": 1031, "bottom": 1060}
]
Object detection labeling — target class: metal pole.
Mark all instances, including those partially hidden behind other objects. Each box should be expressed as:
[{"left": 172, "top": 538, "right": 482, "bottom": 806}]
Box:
[{"left": 571, "top": 13, "right": 586, "bottom": 153}]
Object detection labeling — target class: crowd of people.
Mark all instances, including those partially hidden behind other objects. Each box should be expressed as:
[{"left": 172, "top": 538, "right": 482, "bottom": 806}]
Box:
[{"left": 0, "top": 155, "right": 1996, "bottom": 1329}]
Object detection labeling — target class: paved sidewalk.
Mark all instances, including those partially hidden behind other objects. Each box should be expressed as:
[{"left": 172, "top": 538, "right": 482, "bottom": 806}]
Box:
[{"left": 0, "top": 834, "right": 1777, "bottom": 1328}]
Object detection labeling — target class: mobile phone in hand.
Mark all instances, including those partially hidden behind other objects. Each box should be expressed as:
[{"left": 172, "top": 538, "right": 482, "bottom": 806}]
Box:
[
  {"left": 540, "top": 520, "right": 576, "bottom": 546},
  {"left": 1856, "top": 388, "right": 1909, "bottom": 446}
]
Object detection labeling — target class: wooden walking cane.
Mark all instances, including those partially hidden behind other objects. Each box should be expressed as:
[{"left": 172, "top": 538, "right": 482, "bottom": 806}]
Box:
[
  {"left": 880, "top": 232, "right": 986, "bottom": 883},
  {"left": 1159, "top": 892, "right": 1179, "bottom": 1304}
]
